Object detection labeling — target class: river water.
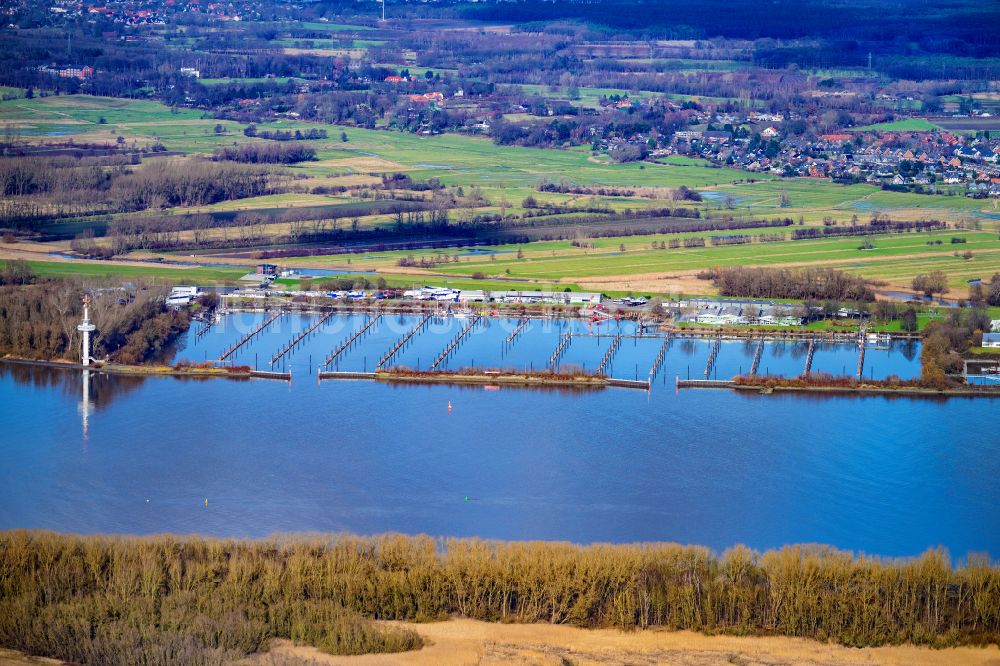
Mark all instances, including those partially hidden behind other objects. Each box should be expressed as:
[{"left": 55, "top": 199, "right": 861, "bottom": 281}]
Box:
[{"left": 0, "top": 312, "right": 996, "bottom": 559}]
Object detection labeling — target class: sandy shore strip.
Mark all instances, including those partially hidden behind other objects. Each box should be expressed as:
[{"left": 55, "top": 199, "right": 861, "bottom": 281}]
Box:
[{"left": 255, "top": 618, "right": 1000, "bottom": 666}]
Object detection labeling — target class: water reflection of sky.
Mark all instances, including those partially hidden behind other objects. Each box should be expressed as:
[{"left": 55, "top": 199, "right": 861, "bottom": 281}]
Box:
[
  {"left": 171, "top": 312, "right": 924, "bottom": 381},
  {"left": 1, "top": 357, "right": 997, "bottom": 560}
]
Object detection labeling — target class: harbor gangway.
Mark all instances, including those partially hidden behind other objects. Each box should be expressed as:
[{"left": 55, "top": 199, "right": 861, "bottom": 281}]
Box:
[
  {"left": 802, "top": 339, "right": 816, "bottom": 376},
  {"left": 648, "top": 335, "right": 671, "bottom": 379},
  {"left": 376, "top": 313, "right": 433, "bottom": 370},
  {"left": 597, "top": 333, "right": 623, "bottom": 375},
  {"left": 270, "top": 311, "right": 335, "bottom": 365},
  {"left": 195, "top": 313, "right": 217, "bottom": 339},
  {"left": 323, "top": 313, "right": 382, "bottom": 368},
  {"left": 503, "top": 318, "right": 529, "bottom": 348},
  {"left": 704, "top": 337, "right": 721, "bottom": 378},
  {"left": 548, "top": 333, "right": 572, "bottom": 368},
  {"left": 749, "top": 339, "right": 764, "bottom": 376},
  {"left": 429, "top": 315, "right": 482, "bottom": 370},
  {"left": 855, "top": 322, "right": 867, "bottom": 379},
  {"left": 219, "top": 311, "right": 282, "bottom": 362}
]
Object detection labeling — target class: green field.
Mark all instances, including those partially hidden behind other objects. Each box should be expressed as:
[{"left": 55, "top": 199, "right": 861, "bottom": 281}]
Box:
[
  {"left": 851, "top": 118, "right": 942, "bottom": 132},
  {"left": 265, "top": 228, "right": 1000, "bottom": 296},
  {"left": 4, "top": 94, "right": 999, "bottom": 297},
  {"left": 4, "top": 94, "right": 993, "bottom": 227},
  {"left": 295, "top": 21, "right": 375, "bottom": 32},
  {"left": 421, "top": 229, "right": 1000, "bottom": 290},
  {"left": 514, "top": 84, "right": 747, "bottom": 109},
  {"left": 199, "top": 77, "right": 298, "bottom": 86},
  {"left": 275, "top": 274, "right": 584, "bottom": 294},
  {"left": 1, "top": 260, "right": 246, "bottom": 284}
]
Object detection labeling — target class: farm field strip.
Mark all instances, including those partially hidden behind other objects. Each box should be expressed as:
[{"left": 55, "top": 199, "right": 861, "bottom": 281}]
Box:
[
  {"left": 2, "top": 95, "right": 991, "bottom": 224},
  {"left": 425, "top": 233, "right": 1000, "bottom": 284}
]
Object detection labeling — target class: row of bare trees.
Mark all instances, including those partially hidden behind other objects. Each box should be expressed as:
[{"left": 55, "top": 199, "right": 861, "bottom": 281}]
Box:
[
  {"left": 213, "top": 143, "right": 316, "bottom": 164},
  {"left": 0, "top": 155, "right": 279, "bottom": 227},
  {"left": 0, "top": 530, "right": 996, "bottom": 666},
  {"left": 0, "top": 277, "right": 181, "bottom": 363},
  {"left": 711, "top": 266, "right": 876, "bottom": 301}
]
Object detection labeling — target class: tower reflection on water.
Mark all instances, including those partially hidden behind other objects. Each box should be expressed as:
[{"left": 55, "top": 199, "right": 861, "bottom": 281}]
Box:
[
  {"left": 79, "top": 369, "right": 91, "bottom": 444},
  {"left": 77, "top": 293, "right": 96, "bottom": 444}
]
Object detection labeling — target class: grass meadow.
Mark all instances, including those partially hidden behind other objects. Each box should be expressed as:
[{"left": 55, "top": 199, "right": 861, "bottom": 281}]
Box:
[{"left": 2, "top": 95, "right": 998, "bottom": 294}]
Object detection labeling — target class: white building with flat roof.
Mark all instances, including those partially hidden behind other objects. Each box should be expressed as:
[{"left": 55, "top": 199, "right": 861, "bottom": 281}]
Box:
[{"left": 487, "top": 290, "right": 602, "bottom": 305}]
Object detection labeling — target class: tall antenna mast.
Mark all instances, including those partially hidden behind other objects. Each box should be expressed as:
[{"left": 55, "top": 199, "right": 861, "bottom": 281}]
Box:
[{"left": 78, "top": 293, "right": 96, "bottom": 366}]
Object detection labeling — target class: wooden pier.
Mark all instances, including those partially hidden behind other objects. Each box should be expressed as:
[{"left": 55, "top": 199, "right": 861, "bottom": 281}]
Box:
[
  {"left": 323, "top": 313, "right": 382, "bottom": 368},
  {"left": 429, "top": 315, "right": 482, "bottom": 370},
  {"left": 597, "top": 334, "right": 622, "bottom": 375},
  {"left": 802, "top": 339, "right": 816, "bottom": 376},
  {"left": 376, "top": 313, "right": 433, "bottom": 370},
  {"left": 504, "top": 318, "right": 529, "bottom": 347},
  {"left": 195, "top": 315, "right": 217, "bottom": 339},
  {"left": 704, "top": 338, "right": 721, "bottom": 378},
  {"left": 648, "top": 335, "right": 670, "bottom": 379},
  {"left": 548, "top": 333, "right": 572, "bottom": 367},
  {"left": 570, "top": 332, "right": 663, "bottom": 340},
  {"left": 749, "top": 339, "right": 764, "bottom": 376},
  {"left": 219, "top": 311, "right": 282, "bottom": 362},
  {"left": 270, "top": 311, "right": 334, "bottom": 365}
]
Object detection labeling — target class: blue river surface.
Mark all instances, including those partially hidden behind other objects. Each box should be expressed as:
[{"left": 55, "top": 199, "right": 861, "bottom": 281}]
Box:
[{"left": 0, "top": 313, "right": 997, "bottom": 560}]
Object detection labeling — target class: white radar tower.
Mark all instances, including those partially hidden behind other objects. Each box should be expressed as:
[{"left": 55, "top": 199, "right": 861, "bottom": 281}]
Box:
[{"left": 78, "top": 294, "right": 96, "bottom": 366}]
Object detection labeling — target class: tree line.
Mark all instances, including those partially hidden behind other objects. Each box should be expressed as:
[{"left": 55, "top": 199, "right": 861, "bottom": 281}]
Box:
[
  {"left": 0, "top": 275, "right": 186, "bottom": 363},
  {"left": 710, "top": 266, "right": 875, "bottom": 301},
  {"left": 0, "top": 155, "right": 279, "bottom": 227},
  {"left": 0, "top": 530, "right": 997, "bottom": 666},
  {"left": 213, "top": 143, "right": 317, "bottom": 164},
  {"left": 791, "top": 219, "right": 947, "bottom": 240},
  {"left": 921, "top": 308, "right": 996, "bottom": 385}
]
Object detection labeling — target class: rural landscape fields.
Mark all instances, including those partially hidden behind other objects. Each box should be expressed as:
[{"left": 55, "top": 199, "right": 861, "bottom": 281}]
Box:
[
  {"left": 2, "top": 93, "right": 998, "bottom": 298},
  {"left": 2, "top": 1, "right": 1000, "bottom": 664}
]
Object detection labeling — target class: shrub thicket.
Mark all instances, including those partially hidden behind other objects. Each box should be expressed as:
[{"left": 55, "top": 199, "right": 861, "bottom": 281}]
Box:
[
  {"left": 0, "top": 280, "right": 184, "bottom": 362},
  {"left": 711, "top": 266, "right": 875, "bottom": 301},
  {"left": 0, "top": 530, "right": 997, "bottom": 666}
]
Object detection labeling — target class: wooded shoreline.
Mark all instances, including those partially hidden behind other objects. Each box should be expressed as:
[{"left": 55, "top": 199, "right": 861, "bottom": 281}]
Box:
[{"left": 1, "top": 531, "right": 998, "bottom": 665}]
